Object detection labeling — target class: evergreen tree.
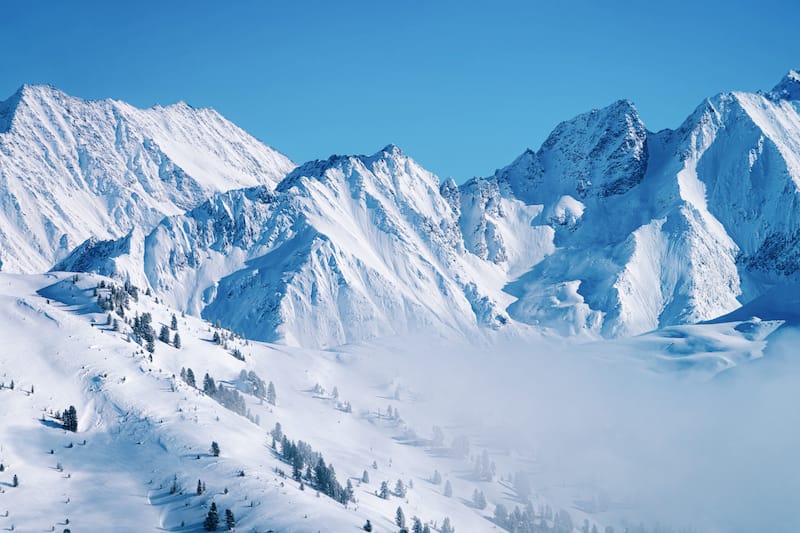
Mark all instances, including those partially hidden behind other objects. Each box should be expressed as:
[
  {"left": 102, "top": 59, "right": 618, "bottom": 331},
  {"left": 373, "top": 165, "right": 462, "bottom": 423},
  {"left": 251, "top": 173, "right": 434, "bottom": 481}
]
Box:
[
  {"left": 363, "top": 520, "right": 373, "bottom": 532},
  {"left": 146, "top": 336, "right": 155, "bottom": 353},
  {"left": 203, "top": 502, "right": 219, "bottom": 531},
  {"left": 444, "top": 479, "right": 452, "bottom": 497},
  {"left": 159, "top": 324, "right": 171, "bottom": 343},
  {"left": 271, "top": 422, "right": 283, "bottom": 441},
  {"left": 203, "top": 373, "right": 217, "bottom": 395},
  {"left": 173, "top": 332, "right": 181, "bottom": 349},
  {"left": 344, "top": 479, "right": 354, "bottom": 502},
  {"left": 395, "top": 506, "right": 406, "bottom": 528},
  {"left": 412, "top": 517, "right": 424, "bottom": 533},
  {"left": 171, "top": 314, "right": 178, "bottom": 331},
  {"left": 210, "top": 441, "right": 220, "bottom": 457},
  {"left": 186, "top": 368, "right": 196, "bottom": 387},
  {"left": 197, "top": 479, "right": 204, "bottom": 495},
  {"left": 62, "top": 405, "right": 78, "bottom": 432},
  {"left": 267, "top": 381, "right": 277, "bottom": 405},
  {"left": 441, "top": 517, "right": 454, "bottom": 533},
  {"left": 473, "top": 488, "right": 487, "bottom": 509},
  {"left": 213, "top": 331, "right": 221, "bottom": 344},
  {"left": 395, "top": 478, "right": 406, "bottom": 497},
  {"left": 12, "top": 474, "right": 18, "bottom": 487},
  {"left": 361, "top": 469, "right": 370, "bottom": 483},
  {"left": 379, "top": 480, "right": 390, "bottom": 499},
  {"left": 422, "top": 525, "right": 431, "bottom": 533},
  {"left": 224, "top": 508, "right": 235, "bottom": 530},
  {"left": 432, "top": 470, "right": 442, "bottom": 484},
  {"left": 494, "top": 504, "right": 508, "bottom": 527}
]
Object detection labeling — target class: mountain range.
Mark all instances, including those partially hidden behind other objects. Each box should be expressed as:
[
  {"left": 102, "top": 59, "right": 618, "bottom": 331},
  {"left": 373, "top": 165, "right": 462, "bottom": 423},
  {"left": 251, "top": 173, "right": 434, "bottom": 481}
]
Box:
[{"left": 5, "top": 73, "right": 800, "bottom": 347}]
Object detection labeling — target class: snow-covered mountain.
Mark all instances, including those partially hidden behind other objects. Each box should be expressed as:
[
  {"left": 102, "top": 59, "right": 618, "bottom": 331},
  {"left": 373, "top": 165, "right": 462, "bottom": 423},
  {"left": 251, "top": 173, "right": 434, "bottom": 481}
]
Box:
[
  {"left": 460, "top": 71, "right": 800, "bottom": 337},
  {"left": 58, "top": 146, "right": 512, "bottom": 348},
  {"left": 21, "top": 72, "right": 800, "bottom": 345},
  {"left": 0, "top": 85, "right": 294, "bottom": 273}
]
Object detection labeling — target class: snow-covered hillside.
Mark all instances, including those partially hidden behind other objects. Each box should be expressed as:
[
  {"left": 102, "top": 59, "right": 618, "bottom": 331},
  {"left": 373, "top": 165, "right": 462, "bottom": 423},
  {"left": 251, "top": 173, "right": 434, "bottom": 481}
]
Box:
[
  {"left": 3, "top": 272, "right": 794, "bottom": 533},
  {"left": 0, "top": 85, "right": 295, "bottom": 273}
]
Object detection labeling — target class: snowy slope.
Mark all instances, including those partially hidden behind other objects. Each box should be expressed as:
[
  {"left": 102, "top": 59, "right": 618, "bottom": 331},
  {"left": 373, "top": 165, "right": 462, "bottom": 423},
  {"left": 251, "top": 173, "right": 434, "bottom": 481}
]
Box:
[
  {"left": 58, "top": 146, "right": 513, "bottom": 348},
  {"left": 2, "top": 272, "right": 795, "bottom": 532},
  {"left": 0, "top": 85, "right": 294, "bottom": 273},
  {"left": 0, "top": 273, "right": 584, "bottom": 532}
]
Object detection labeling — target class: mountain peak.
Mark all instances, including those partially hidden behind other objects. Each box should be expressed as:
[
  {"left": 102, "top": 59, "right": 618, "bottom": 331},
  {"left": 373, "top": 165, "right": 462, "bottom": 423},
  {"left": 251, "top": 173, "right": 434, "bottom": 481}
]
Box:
[
  {"left": 769, "top": 69, "right": 800, "bottom": 101},
  {"left": 378, "top": 143, "right": 404, "bottom": 156}
]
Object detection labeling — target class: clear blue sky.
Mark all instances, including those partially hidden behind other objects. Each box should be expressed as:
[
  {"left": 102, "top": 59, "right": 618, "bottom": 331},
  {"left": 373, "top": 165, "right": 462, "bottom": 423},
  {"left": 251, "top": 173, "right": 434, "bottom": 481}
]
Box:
[{"left": 2, "top": 0, "right": 799, "bottom": 182}]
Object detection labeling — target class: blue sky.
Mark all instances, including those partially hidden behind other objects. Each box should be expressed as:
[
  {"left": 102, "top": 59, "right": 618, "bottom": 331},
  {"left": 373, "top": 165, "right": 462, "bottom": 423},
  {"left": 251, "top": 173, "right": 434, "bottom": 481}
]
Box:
[{"left": 2, "top": 0, "right": 799, "bottom": 182}]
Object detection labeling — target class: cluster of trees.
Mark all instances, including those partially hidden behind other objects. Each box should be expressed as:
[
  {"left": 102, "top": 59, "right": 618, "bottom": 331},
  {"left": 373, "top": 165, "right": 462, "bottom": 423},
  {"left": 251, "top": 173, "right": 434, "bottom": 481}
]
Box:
[
  {"left": 61, "top": 405, "right": 78, "bottom": 432},
  {"left": 237, "top": 370, "right": 266, "bottom": 399},
  {"left": 203, "top": 502, "right": 235, "bottom": 531},
  {"left": 473, "top": 449, "right": 495, "bottom": 481},
  {"left": 95, "top": 280, "right": 137, "bottom": 317},
  {"left": 203, "top": 372, "right": 258, "bottom": 422},
  {"left": 180, "top": 367, "right": 265, "bottom": 424},
  {"left": 158, "top": 323, "right": 180, "bottom": 349},
  {"left": 180, "top": 367, "right": 196, "bottom": 388},
  {"left": 378, "top": 478, "right": 410, "bottom": 500},
  {"left": 276, "top": 425, "right": 353, "bottom": 505},
  {"left": 132, "top": 312, "right": 156, "bottom": 353},
  {"left": 472, "top": 488, "right": 487, "bottom": 509},
  {"left": 493, "top": 502, "right": 575, "bottom": 533}
]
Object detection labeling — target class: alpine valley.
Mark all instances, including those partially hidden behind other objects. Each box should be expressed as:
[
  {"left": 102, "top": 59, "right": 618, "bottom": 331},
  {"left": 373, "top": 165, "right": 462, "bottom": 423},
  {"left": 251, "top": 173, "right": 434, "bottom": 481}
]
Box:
[{"left": 2, "top": 73, "right": 800, "bottom": 532}]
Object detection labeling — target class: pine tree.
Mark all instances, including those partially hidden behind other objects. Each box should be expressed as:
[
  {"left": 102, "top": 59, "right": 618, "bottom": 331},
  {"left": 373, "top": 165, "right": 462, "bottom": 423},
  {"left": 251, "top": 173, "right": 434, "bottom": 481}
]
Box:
[
  {"left": 444, "top": 479, "right": 452, "bottom": 497},
  {"left": 395, "top": 506, "right": 406, "bottom": 528},
  {"left": 210, "top": 441, "right": 220, "bottom": 457},
  {"left": 422, "top": 525, "right": 431, "bottom": 533},
  {"left": 441, "top": 517, "right": 455, "bottom": 533},
  {"left": 146, "top": 336, "right": 155, "bottom": 354},
  {"left": 204, "top": 373, "right": 217, "bottom": 395},
  {"left": 171, "top": 314, "right": 178, "bottom": 331},
  {"left": 204, "top": 502, "right": 219, "bottom": 531},
  {"left": 224, "top": 509, "right": 235, "bottom": 530},
  {"left": 432, "top": 470, "right": 442, "bottom": 484},
  {"left": 186, "top": 368, "right": 196, "bottom": 387},
  {"left": 494, "top": 504, "right": 508, "bottom": 527},
  {"left": 412, "top": 517, "right": 424, "bottom": 533},
  {"left": 213, "top": 331, "right": 221, "bottom": 344},
  {"left": 363, "top": 520, "right": 373, "bottom": 532},
  {"left": 197, "top": 479, "right": 203, "bottom": 495},
  {"left": 12, "top": 474, "right": 18, "bottom": 487},
  {"left": 267, "top": 381, "right": 276, "bottom": 405},
  {"left": 159, "top": 324, "right": 171, "bottom": 343},
  {"left": 472, "top": 488, "right": 487, "bottom": 509},
  {"left": 361, "top": 469, "right": 369, "bottom": 483},
  {"left": 395, "top": 478, "right": 406, "bottom": 497},
  {"left": 379, "top": 480, "right": 389, "bottom": 499},
  {"left": 62, "top": 405, "right": 78, "bottom": 432},
  {"left": 173, "top": 332, "right": 181, "bottom": 349}
]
